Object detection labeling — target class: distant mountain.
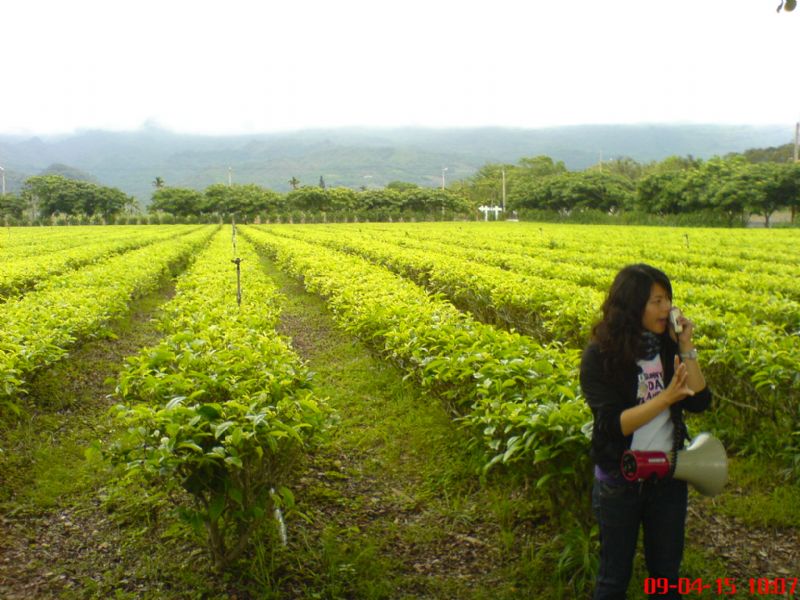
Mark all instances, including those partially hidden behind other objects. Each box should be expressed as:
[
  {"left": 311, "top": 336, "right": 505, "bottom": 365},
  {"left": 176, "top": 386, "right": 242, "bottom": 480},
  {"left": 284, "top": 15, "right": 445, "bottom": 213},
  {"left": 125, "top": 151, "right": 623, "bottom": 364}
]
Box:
[
  {"left": 39, "top": 163, "right": 98, "bottom": 182},
  {"left": 0, "top": 124, "right": 793, "bottom": 203}
]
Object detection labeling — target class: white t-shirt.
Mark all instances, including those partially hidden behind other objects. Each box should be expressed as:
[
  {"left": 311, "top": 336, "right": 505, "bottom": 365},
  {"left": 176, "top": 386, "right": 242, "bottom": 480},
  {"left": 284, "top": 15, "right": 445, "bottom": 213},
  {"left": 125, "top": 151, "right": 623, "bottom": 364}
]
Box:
[{"left": 631, "top": 354, "right": 674, "bottom": 452}]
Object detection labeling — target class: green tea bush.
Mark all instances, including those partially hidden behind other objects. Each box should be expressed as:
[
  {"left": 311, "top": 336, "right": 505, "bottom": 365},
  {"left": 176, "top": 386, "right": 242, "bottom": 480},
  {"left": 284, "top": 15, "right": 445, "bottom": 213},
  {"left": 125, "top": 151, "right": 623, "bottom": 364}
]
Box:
[{"left": 108, "top": 230, "right": 327, "bottom": 568}]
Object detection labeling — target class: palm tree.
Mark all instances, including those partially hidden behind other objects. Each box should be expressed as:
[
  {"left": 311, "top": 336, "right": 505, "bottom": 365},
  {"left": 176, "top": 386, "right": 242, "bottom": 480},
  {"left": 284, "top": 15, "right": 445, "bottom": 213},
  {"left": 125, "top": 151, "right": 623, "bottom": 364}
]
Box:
[
  {"left": 288, "top": 176, "right": 300, "bottom": 190},
  {"left": 124, "top": 196, "right": 141, "bottom": 215},
  {"left": 152, "top": 176, "right": 165, "bottom": 189}
]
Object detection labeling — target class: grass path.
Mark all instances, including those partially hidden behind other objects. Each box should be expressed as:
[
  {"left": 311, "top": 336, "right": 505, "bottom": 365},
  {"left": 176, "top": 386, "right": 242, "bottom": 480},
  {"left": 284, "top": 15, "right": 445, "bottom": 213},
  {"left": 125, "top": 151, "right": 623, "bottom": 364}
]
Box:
[
  {"left": 0, "top": 278, "right": 193, "bottom": 598},
  {"left": 253, "top": 255, "right": 552, "bottom": 599}
]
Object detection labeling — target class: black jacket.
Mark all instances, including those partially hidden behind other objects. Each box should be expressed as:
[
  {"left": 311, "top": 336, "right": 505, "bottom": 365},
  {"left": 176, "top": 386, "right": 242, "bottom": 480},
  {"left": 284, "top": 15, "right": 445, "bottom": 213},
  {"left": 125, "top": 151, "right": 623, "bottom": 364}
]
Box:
[{"left": 580, "top": 337, "right": 711, "bottom": 476}]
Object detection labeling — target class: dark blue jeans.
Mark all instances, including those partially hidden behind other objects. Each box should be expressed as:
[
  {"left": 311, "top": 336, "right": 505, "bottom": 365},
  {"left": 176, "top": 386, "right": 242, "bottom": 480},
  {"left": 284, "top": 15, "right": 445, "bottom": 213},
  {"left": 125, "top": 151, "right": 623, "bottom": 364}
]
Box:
[{"left": 592, "top": 476, "right": 688, "bottom": 600}]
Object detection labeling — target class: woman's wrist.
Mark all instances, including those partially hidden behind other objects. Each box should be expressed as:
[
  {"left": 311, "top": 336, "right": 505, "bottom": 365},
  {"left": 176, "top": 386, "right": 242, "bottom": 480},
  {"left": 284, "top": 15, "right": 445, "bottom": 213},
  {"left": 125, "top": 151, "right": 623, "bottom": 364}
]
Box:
[{"left": 658, "top": 390, "right": 675, "bottom": 408}]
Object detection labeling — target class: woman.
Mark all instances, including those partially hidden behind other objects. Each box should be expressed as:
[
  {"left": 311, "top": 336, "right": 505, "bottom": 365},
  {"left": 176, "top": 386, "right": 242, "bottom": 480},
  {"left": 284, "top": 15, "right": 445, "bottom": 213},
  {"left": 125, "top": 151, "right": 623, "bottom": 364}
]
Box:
[{"left": 580, "top": 264, "right": 711, "bottom": 599}]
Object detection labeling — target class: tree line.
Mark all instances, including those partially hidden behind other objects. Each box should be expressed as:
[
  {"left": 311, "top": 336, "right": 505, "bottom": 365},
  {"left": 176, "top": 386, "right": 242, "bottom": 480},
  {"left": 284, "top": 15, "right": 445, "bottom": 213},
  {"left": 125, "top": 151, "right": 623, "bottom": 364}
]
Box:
[
  {"left": 452, "top": 147, "right": 800, "bottom": 227},
  {"left": 0, "top": 175, "right": 137, "bottom": 224},
  {"left": 0, "top": 177, "right": 475, "bottom": 225},
  {"left": 148, "top": 181, "right": 472, "bottom": 221},
  {"left": 1, "top": 145, "right": 798, "bottom": 227}
]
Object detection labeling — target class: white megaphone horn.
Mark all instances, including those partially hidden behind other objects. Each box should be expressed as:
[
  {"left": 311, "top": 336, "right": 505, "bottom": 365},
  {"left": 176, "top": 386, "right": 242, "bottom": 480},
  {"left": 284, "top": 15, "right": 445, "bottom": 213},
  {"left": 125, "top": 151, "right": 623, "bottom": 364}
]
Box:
[
  {"left": 673, "top": 433, "right": 728, "bottom": 496},
  {"left": 621, "top": 432, "right": 728, "bottom": 497}
]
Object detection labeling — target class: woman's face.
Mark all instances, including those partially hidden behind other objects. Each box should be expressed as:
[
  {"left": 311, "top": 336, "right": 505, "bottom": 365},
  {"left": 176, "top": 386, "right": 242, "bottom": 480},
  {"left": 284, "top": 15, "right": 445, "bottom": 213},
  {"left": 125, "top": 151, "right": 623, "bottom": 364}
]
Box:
[{"left": 641, "top": 283, "right": 672, "bottom": 334}]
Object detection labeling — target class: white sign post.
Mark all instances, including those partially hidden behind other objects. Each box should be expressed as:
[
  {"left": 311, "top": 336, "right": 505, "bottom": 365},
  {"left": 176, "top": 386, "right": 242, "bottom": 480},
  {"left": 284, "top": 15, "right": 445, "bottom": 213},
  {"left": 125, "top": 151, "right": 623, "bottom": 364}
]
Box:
[{"left": 478, "top": 205, "right": 503, "bottom": 221}]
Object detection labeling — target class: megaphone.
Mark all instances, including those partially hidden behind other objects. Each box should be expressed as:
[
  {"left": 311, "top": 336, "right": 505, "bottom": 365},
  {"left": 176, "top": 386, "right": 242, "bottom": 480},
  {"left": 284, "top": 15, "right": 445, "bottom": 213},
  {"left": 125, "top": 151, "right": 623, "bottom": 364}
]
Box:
[{"left": 620, "top": 432, "right": 728, "bottom": 497}]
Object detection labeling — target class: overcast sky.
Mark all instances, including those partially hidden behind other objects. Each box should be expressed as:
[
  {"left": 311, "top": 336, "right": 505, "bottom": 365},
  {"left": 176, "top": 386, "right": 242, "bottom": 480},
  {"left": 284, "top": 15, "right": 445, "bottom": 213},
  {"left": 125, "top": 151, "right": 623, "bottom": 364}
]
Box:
[{"left": 1, "top": 0, "right": 797, "bottom": 136}]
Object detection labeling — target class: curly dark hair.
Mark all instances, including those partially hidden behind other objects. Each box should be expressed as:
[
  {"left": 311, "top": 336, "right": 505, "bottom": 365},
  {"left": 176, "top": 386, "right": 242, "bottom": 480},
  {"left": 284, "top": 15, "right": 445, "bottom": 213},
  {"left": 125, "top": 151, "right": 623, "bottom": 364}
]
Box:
[{"left": 592, "top": 263, "right": 672, "bottom": 377}]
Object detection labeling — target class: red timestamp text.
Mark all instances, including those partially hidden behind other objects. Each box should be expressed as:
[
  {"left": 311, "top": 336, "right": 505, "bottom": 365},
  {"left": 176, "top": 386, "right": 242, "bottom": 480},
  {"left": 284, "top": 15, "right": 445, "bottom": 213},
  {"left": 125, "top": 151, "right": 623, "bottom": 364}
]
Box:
[{"left": 644, "top": 577, "right": 799, "bottom": 596}]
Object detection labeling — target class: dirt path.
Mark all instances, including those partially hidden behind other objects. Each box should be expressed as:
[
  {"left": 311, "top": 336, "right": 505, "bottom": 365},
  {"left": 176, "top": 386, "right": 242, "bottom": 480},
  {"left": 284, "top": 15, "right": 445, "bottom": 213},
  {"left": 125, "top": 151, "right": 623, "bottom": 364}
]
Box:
[
  {"left": 689, "top": 491, "right": 800, "bottom": 583},
  {"left": 0, "top": 281, "right": 202, "bottom": 599}
]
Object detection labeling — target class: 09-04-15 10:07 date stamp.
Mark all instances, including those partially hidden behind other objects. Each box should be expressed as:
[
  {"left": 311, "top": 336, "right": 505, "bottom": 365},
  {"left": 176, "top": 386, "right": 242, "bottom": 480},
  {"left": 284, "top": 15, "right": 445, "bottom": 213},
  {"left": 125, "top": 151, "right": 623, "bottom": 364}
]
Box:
[{"left": 644, "top": 577, "right": 798, "bottom": 596}]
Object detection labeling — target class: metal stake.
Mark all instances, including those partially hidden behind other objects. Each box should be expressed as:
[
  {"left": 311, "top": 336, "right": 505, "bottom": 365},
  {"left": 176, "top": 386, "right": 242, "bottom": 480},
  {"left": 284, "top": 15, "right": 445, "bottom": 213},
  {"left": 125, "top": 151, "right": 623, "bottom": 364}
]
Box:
[{"left": 231, "top": 258, "right": 242, "bottom": 306}]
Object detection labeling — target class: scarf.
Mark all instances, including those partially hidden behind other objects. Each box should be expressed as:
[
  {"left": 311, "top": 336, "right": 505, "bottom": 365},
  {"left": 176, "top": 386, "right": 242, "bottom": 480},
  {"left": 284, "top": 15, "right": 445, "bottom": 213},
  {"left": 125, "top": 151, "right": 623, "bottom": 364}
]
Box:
[{"left": 640, "top": 331, "right": 662, "bottom": 361}]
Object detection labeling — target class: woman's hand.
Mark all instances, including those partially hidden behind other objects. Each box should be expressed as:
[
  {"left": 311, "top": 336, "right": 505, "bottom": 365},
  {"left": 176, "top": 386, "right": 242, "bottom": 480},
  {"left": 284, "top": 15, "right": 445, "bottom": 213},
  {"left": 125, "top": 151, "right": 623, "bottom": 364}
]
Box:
[
  {"left": 663, "top": 355, "right": 694, "bottom": 405},
  {"left": 672, "top": 309, "right": 707, "bottom": 396},
  {"left": 620, "top": 356, "right": 694, "bottom": 435},
  {"left": 670, "top": 306, "right": 695, "bottom": 349}
]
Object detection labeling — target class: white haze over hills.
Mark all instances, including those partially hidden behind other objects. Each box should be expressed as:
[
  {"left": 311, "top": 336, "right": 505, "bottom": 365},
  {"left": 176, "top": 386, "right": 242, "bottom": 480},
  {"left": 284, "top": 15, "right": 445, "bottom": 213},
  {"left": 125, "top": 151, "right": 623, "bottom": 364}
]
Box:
[{"left": 0, "top": 124, "right": 792, "bottom": 203}]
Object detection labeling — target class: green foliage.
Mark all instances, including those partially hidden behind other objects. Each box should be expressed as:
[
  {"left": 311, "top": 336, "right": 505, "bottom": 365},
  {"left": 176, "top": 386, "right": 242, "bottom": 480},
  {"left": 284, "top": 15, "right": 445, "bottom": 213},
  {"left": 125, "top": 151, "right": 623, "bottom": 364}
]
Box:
[
  {"left": 23, "top": 174, "right": 132, "bottom": 221},
  {"left": 593, "top": 157, "right": 646, "bottom": 180},
  {"left": 385, "top": 180, "right": 420, "bottom": 192},
  {"left": 286, "top": 186, "right": 329, "bottom": 211},
  {"left": 510, "top": 170, "right": 634, "bottom": 213},
  {"left": 0, "top": 225, "right": 201, "bottom": 300},
  {"left": 552, "top": 519, "right": 599, "bottom": 597},
  {"left": 21, "top": 143, "right": 788, "bottom": 226},
  {"left": 3, "top": 220, "right": 800, "bottom": 594},
  {"left": 266, "top": 225, "right": 602, "bottom": 346},
  {"left": 463, "top": 156, "right": 568, "bottom": 210},
  {"left": 325, "top": 186, "right": 358, "bottom": 210},
  {"left": 107, "top": 230, "right": 327, "bottom": 569},
  {"left": 455, "top": 162, "right": 513, "bottom": 208},
  {"left": 644, "top": 154, "right": 701, "bottom": 175},
  {"left": 0, "top": 226, "right": 215, "bottom": 413},
  {"left": 636, "top": 171, "right": 692, "bottom": 214},
  {"left": 400, "top": 188, "right": 472, "bottom": 212},
  {"left": 451, "top": 150, "right": 800, "bottom": 226},
  {"left": 204, "top": 183, "right": 282, "bottom": 219},
  {"left": 358, "top": 188, "right": 403, "bottom": 210},
  {"left": 731, "top": 142, "right": 797, "bottom": 164},
  {"left": 248, "top": 221, "right": 800, "bottom": 479},
  {"left": 714, "top": 458, "right": 800, "bottom": 528},
  {"left": 280, "top": 186, "right": 473, "bottom": 215},
  {"left": 242, "top": 226, "right": 593, "bottom": 517},
  {"left": 514, "top": 208, "right": 738, "bottom": 227},
  {"left": 0, "top": 193, "right": 27, "bottom": 222},
  {"left": 149, "top": 187, "right": 205, "bottom": 217},
  {"left": 270, "top": 524, "right": 396, "bottom": 599},
  {"left": 747, "top": 162, "right": 800, "bottom": 227},
  {"left": 516, "top": 155, "right": 568, "bottom": 178}
]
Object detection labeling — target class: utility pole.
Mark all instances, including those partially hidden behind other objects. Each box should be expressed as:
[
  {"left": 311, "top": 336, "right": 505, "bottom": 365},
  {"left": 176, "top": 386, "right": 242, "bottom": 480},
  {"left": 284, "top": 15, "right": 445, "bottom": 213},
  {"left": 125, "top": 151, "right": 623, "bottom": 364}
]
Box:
[
  {"left": 440, "top": 167, "right": 448, "bottom": 218},
  {"left": 501, "top": 168, "right": 506, "bottom": 213},
  {"left": 228, "top": 166, "right": 232, "bottom": 186},
  {"left": 793, "top": 122, "right": 799, "bottom": 224}
]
